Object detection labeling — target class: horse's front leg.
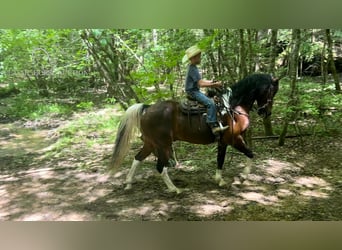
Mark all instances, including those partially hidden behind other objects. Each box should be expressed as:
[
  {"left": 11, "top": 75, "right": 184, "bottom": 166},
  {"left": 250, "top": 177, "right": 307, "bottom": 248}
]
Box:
[
  {"left": 231, "top": 135, "right": 254, "bottom": 188},
  {"left": 214, "top": 142, "right": 228, "bottom": 187},
  {"left": 233, "top": 134, "right": 254, "bottom": 158}
]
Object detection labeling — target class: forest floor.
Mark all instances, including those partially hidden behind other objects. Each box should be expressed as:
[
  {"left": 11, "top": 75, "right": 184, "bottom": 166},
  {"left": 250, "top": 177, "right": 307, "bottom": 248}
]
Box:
[{"left": 0, "top": 100, "right": 341, "bottom": 221}]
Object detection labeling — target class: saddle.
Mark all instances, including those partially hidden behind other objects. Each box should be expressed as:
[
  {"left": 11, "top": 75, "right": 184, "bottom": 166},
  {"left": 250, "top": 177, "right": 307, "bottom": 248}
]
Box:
[
  {"left": 180, "top": 87, "right": 232, "bottom": 116},
  {"left": 180, "top": 95, "right": 207, "bottom": 114}
]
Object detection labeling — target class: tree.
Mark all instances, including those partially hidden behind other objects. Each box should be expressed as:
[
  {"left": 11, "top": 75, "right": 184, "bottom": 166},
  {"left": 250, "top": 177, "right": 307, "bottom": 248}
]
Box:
[
  {"left": 262, "top": 29, "right": 278, "bottom": 136},
  {"left": 239, "top": 29, "right": 248, "bottom": 79},
  {"left": 279, "top": 29, "right": 301, "bottom": 146},
  {"left": 269, "top": 29, "right": 278, "bottom": 75},
  {"left": 80, "top": 29, "right": 141, "bottom": 109},
  {"left": 325, "top": 29, "right": 341, "bottom": 92}
]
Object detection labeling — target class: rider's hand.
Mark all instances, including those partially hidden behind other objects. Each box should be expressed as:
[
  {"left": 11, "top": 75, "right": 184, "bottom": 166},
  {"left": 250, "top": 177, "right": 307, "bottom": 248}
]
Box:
[{"left": 212, "top": 81, "right": 222, "bottom": 88}]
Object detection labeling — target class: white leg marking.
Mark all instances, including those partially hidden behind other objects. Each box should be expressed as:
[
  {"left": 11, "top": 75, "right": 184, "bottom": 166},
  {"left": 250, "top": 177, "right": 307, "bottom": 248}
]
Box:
[
  {"left": 240, "top": 158, "right": 253, "bottom": 180},
  {"left": 214, "top": 169, "right": 227, "bottom": 187},
  {"left": 172, "top": 145, "right": 181, "bottom": 168},
  {"left": 125, "top": 159, "right": 140, "bottom": 190},
  {"left": 161, "top": 167, "right": 181, "bottom": 194}
]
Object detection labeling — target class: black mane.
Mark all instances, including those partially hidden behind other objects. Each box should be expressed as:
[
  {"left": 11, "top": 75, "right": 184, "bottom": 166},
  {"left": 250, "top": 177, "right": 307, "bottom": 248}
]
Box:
[{"left": 230, "top": 73, "right": 274, "bottom": 108}]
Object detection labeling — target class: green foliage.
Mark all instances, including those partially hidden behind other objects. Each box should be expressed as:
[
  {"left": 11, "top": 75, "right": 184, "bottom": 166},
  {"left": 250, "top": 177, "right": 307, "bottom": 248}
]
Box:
[
  {"left": 52, "top": 110, "right": 120, "bottom": 155},
  {"left": 1, "top": 28, "right": 341, "bottom": 117},
  {"left": 8, "top": 92, "right": 73, "bottom": 119},
  {"left": 271, "top": 78, "right": 342, "bottom": 136},
  {"left": 0, "top": 82, "right": 20, "bottom": 97},
  {"left": 0, "top": 29, "right": 96, "bottom": 95},
  {"left": 76, "top": 101, "right": 94, "bottom": 110}
]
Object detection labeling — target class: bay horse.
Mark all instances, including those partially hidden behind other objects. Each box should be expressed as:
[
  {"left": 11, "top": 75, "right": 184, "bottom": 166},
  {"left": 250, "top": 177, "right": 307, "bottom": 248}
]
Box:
[{"left": 109, "top": 74, "right": 279, "bottom": 193}]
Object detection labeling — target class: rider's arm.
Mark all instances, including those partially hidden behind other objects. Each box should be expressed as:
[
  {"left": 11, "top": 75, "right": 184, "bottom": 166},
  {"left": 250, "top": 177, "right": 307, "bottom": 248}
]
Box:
[{"left": 198, "top": 79, "right": 222, "bottom": 88}]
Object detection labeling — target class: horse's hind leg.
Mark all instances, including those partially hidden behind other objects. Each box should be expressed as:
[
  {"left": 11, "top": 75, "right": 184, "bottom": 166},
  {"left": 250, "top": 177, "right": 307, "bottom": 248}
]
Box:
[
  {"left": 170, "top": 144, "right": 181, "bottom": 168},
  {"left": 125, "top": 142, "right": 153, "bottom": 190},
  {"left": 156, "top": 148, "right": 181, "bottom": 194}
]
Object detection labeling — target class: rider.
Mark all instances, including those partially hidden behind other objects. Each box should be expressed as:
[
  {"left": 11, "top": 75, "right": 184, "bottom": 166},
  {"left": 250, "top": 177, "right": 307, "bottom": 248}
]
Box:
[{"left": 182, "top": 45, "right": 228, "bottom": 135}]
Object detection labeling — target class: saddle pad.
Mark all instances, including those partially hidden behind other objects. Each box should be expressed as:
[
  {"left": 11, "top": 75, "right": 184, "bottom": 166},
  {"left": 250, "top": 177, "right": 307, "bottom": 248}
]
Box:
[{"left": 180, "top": 99, "right": 207, "bottom": 114}]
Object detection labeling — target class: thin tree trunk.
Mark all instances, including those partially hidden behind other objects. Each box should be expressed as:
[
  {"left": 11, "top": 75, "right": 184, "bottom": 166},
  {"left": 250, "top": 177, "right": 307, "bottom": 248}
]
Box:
[
  {"left": 239, "top": 29, "right": 252, "bottom": 146},
  {"left": 269, "top": 29, "right": 278, "bottom": 75},
  {"left": 239, "top": 29, "right": 248, "bottom": 79},
  {"left": 279, "top": 29, "right": 301, "bottom": 146},
  {"left": 325, "top": 29, "right": 341, "bottom": 92},
  {"left": 263, "top": 29, "right": 278, "bottom": 136},
  {"left": 246, "top": 29, "right": 255, "bottom": 74},
  {"left": 263, "top": 116, "right": 274, "bottom": 136},
  {"left": 321, "top": 42, "right": 327, "bottom": 85},
  {"left": 203, "top": 29, "right": 219, "bottom": 79}
]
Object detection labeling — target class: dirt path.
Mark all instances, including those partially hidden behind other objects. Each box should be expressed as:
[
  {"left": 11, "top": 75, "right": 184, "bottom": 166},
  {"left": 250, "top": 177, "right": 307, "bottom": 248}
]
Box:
[{"left": 0, "top": 110, "right": 341, "bottom": 221}]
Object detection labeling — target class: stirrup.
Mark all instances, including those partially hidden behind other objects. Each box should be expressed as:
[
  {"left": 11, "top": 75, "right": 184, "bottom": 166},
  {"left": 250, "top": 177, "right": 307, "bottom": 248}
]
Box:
[
  {"left": 218, "top": 122, "right": 229, "bottom": 130},
  {"left": 211, "top": 123, "right": 229, "bottom": 134}
]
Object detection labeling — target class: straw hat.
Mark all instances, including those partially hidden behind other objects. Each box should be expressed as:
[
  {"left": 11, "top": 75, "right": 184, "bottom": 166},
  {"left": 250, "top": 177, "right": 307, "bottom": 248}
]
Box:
[{"left": 182, "top": 45, "right": 202, "bottom": 64}]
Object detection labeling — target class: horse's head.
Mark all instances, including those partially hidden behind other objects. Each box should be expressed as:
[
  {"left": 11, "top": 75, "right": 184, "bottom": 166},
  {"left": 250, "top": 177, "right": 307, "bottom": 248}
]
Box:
[{"left": 256, "top": 77, "right": 279, "bottom": 118}]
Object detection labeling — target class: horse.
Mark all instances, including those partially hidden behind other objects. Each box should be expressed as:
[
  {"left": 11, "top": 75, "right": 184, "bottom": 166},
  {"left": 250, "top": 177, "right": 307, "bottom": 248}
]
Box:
[{"left": 109, "top": 73, "right": 279, "bottom": 194}]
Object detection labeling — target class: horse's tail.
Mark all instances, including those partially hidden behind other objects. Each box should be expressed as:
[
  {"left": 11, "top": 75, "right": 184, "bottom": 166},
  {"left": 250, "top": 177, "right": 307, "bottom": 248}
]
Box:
[{"left": 109, "top": 103, "right": 146, "bottom": 172}]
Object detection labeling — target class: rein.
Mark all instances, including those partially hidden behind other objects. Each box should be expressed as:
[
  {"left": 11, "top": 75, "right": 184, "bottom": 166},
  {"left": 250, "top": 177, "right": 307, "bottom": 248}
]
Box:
[
  {"left": 218, "top": 87, "right": 250, "bottom": 119},
  {"left": 232, "top": 109, "right": 249, "bottom": 117}
]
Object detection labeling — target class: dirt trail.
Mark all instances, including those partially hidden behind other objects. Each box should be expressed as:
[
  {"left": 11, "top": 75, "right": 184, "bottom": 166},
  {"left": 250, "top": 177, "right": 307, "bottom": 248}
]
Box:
[{"left": 0, "top": 111, "right": 341, "bottom": 221}]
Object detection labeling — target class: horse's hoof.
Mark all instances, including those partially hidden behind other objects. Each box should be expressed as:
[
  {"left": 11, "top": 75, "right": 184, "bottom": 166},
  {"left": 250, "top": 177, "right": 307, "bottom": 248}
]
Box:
[
  {"left": 232, "top": 177, "right": 242, "bottom": 186},
  {"left": 124, "top": 184, "right": 132, "bottom": 190},
  {"left": 245, "top": 151, "right": 254, "bottom": 158},
  {"left": 231, "top": 184, "right": 240, "bottom": 191},
  {"left": 168, "top": 188, "right": 182, "bottom": 194},
  {"left": 239, "top": 173, "right": 248, "bottom": 183},
  {"left": 214, "top": 175, "right": 227, "bottom": 187},
  {"left": 176, "top": 188, "right": 183, "bottom": 194},
  {"left": 175, "top": 163, "right": 183, "bottom": 169},
  {"left": 219, "top": 179, "right": 227, "bottom": 187}
]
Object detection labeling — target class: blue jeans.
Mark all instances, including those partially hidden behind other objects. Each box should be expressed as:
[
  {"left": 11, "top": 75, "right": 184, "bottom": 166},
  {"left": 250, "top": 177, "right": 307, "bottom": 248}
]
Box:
[{"left": 187, "top": 91, "right": 217, "bottom": 124}]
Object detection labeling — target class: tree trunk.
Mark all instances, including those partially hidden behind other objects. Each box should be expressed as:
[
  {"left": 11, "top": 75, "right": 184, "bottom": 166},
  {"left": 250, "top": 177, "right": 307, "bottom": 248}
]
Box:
[
  {"left": 321, "top": 42, "right": 327, "bottom": 85},
  {"left": 238, "top": 29, "right": 252, "bottom": 146},
  {"left": 246, "top": 29, "right": 255, "bottom": 74},
  {"left": 263, "top": 116, "right": 274, "bottom": 136},
  {"left": 279, "top": 29, "right": 301, "bottom": 146},
  {"left": 239, "top": 29, "right": 248, "bottom": 79},
  {"left": 203, "top": 29, "right": 219, "bottom": 79},
  {"left": 325, "top": 29, "right": 341, "bottom": 92},
  {"left": 269, "top": 29, "right": 278, "bottom": 75},
  {"left": 262, "top": 29, "right": 278, "bottom": 136}
]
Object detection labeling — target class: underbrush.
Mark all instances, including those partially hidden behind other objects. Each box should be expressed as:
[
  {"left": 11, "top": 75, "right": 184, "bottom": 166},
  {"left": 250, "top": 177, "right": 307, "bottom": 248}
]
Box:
[
  {"left": 1, "top": 81, "right": 107, "bottom": 120},
  {"left": 47, "top": 108, "right": 121, "bottom": 158},
  {"left": 252, "top": 78, "right": 341, "bottom": 137}
]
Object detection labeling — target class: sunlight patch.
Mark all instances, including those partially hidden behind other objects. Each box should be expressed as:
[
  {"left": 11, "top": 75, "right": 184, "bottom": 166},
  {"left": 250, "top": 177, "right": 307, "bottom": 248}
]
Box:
[
  {"left": 18, "top": 211, "right": 92, "bottom": 221},
  {"left": 190, "top": 204, "right": 233, "bottom": 217},
  {"left": 294, "top": 176, "right": 331, "bottom": 189},
  {"left": 277, "top": 189, "right": 294, "bottom": 198},
  {"left": 263, "top": 159, "right": 296, "bottom": 176},
  {"left": 238, "top": 192, "right": 279, "bottom": 205},
  {"left": 301, "top": 190, "right": 329, "bottom": 198},
  {"left": 118, "top": 204, "right": 155, "bottom": 218}
]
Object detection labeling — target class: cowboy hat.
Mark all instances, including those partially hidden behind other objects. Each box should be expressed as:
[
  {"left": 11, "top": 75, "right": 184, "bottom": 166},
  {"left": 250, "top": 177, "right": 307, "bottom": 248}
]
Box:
[{"left": 182, "top": 45, "right": 202, "bottom": 64}]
